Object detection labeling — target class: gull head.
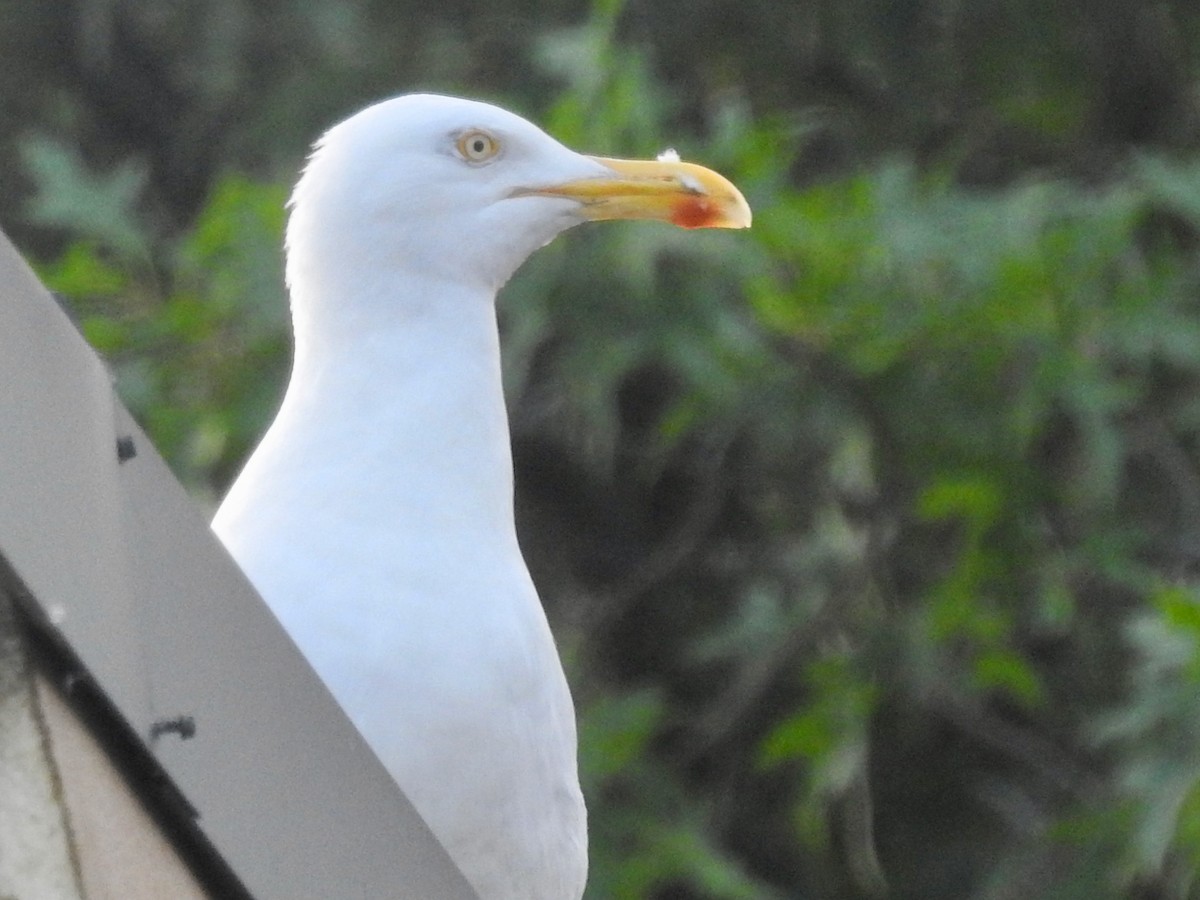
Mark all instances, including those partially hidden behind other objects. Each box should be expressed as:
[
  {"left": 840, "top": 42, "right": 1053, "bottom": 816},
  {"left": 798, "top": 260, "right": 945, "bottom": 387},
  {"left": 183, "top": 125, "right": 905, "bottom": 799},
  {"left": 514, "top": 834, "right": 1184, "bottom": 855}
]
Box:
[{"left": 284, "top": 93, "right": 751, "bottom": 299}]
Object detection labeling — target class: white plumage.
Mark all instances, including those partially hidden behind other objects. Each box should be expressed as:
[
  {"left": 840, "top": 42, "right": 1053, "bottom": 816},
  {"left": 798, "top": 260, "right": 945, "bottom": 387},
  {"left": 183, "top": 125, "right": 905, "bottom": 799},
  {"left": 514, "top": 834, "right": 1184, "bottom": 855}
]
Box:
[{"left": 212, "top": 93, "right": 748, "bottom": 899}]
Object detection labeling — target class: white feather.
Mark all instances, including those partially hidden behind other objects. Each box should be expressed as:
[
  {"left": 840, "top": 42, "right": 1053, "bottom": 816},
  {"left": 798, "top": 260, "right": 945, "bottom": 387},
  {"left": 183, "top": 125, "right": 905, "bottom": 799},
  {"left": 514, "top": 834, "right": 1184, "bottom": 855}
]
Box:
[{"left": 213, "top": 94, "right": 599, "bottom": 900}]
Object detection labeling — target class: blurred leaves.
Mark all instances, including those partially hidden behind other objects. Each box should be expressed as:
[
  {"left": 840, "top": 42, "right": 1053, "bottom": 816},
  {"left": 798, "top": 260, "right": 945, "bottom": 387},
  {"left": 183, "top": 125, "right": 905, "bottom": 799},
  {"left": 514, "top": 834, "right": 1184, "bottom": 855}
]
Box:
[
  {"left": 20, "top": 133, "right": 149, "bottom": 257},
  {"left": 33, "top": 167, "right": 290, "bottom": 501}
]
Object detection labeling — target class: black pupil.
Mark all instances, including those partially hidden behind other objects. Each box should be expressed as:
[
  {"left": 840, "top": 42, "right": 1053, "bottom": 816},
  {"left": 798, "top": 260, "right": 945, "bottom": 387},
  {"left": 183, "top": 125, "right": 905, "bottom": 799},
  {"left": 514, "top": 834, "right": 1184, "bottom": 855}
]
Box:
[{"left": 472, "top": 139, "right": 486, "bottom": 154}]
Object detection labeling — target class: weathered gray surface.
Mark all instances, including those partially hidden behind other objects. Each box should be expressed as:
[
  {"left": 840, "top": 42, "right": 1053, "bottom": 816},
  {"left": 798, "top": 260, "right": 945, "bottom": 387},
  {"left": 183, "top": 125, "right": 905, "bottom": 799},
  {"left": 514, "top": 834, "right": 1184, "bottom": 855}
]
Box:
[
  {"left": 0, "top": 589, "right": 84, "bottom": 900},
  {"left": 0, "top": 231, "right": 478, "bottom": 899},
  {"left": 0, "top": 582, "right": 213, "bottom": 900}
]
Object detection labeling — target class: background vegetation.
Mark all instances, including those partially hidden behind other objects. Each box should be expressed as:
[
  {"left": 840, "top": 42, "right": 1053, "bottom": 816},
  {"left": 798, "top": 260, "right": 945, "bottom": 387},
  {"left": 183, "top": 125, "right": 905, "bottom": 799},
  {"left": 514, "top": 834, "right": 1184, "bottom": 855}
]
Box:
[{"left": 6, "top": 0, "right": 1200, "bottom": 896}]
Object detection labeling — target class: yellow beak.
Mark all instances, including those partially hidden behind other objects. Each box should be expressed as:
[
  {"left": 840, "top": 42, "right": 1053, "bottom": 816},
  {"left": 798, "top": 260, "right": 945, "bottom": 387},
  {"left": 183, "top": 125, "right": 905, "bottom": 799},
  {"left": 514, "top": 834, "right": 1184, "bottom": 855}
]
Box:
[{"left": 526, "top": 154, "right": 752, "bottom": 230}]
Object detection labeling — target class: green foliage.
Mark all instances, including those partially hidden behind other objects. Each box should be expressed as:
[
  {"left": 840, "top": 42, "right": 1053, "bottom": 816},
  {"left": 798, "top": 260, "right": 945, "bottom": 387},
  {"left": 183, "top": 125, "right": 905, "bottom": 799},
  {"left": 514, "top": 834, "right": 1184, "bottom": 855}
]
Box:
[
  {"left": 580, "top": 691, "right": 777, "bottom": 898},
  {"left": 20, "top": 134, "right": 150, "bottom": 258},
  {"left": 1091, "top": 587, "right": 1200, "bottom": 891},
  {"left": 760, "top": 648, "right": 879, "bottom": 854},
  {"left": 29, "top": 154, "right": 291, "bottom": 500},
  {"left": 741, "top": 157, "right": 1200, "bottom": 896}
]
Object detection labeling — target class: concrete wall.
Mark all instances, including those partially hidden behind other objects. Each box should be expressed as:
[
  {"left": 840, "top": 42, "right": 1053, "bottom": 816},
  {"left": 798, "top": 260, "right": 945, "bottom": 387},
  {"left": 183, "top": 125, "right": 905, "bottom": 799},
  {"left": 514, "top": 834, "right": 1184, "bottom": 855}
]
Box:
[{"left": 0, "top": 589, "right": 209, "bottom": 900}]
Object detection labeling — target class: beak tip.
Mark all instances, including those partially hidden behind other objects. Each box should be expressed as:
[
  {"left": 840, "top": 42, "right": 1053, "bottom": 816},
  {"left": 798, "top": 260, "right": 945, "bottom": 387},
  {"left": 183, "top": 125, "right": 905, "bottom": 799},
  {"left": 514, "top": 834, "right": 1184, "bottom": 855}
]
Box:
[
  {"left": 674, "top": 168, "right": 752, "bottom": 230},
  {"left": 708, "top": 190, "right": 753, "bottom": 230},
  {"left": 730, "top": 197, "right": 753, "bottom": 229}
]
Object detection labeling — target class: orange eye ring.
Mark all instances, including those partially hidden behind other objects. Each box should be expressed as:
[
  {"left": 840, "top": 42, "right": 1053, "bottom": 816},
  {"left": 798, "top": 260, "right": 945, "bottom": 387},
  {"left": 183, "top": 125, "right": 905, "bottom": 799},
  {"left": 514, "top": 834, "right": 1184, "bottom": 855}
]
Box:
[{"left": 456, "top": 130, "right": 501, "bottom": 163}]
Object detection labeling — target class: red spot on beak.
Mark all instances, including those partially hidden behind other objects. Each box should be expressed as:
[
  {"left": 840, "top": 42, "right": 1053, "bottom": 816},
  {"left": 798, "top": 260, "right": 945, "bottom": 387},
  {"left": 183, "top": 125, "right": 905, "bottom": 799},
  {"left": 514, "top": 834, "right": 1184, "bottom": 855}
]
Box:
[{"left": 671, "top": 196, "right": 720, "bottom": 229}]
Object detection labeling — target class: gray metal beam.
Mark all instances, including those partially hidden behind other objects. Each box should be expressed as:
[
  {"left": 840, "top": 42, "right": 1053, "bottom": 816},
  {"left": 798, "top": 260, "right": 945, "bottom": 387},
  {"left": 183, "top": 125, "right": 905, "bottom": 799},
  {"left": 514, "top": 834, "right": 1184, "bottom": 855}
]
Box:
[{"left": 0, "top": 230, "right": 477, "bottom": 900}]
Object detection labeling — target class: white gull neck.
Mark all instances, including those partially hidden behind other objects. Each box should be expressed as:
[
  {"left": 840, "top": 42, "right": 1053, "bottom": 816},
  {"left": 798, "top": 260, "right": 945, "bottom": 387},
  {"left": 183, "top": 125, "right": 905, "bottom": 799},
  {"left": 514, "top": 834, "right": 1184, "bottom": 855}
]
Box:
[
  {"left": 211, "top": 266, "right": 588, "bottom": 900},
  {"left": 285, "top": 270, "right": 520, "bottom": 551},
  {"left": 215, "top": 269, "right": 524, "bottom": 574}
]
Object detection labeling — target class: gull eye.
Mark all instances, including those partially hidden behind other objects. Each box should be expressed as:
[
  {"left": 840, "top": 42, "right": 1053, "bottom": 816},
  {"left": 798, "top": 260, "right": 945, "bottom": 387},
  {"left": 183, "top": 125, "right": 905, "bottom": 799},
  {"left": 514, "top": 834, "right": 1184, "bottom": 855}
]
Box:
[{"left": 456, "top": 130, "right": 501, "bottom": 163}]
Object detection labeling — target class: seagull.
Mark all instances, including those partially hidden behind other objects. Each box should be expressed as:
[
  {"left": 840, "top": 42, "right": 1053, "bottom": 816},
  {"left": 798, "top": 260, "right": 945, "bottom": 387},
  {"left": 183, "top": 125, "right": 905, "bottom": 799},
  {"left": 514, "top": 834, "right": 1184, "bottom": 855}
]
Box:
[{"left": 211, "top": 93, "right": 750, "bottom": 899}]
